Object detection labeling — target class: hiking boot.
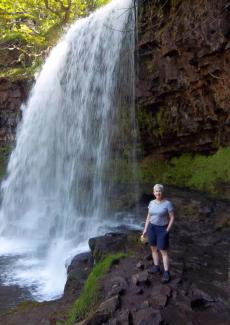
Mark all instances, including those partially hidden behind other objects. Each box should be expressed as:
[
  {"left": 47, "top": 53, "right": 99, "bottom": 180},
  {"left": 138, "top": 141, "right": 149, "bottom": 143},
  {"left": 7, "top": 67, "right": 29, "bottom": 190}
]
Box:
[
  {"left": 162, "top": 271, "right": 171, "bottom": 283},
  {"left": 148, "top": 264, "right": 161, "bottom": 274}
]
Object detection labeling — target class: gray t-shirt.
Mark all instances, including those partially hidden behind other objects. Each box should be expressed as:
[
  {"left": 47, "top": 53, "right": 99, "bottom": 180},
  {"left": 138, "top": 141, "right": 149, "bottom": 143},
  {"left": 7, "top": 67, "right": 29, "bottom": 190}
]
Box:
[{"left": 148, "top": 199, "right": 174, "bottom": 226}]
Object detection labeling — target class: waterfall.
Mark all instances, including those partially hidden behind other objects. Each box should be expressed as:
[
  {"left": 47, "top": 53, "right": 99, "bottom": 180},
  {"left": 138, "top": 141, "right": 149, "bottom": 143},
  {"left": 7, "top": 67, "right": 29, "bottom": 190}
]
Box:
[{"left": 0, "top": 0, "right": 136, "bottom": 300}]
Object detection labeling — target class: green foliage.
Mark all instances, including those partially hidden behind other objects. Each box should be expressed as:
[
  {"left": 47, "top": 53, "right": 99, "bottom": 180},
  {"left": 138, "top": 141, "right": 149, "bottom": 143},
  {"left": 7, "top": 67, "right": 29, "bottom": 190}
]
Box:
[
  {"left": 140, "top": 147, "right": 230, "bottom": 197},
  {"left": 0, "top": 0, "right": 110, "bottom": 70},
  {"left": 0, "top": 66, "right": 39, "bottom": 80},
  {"left": 66, "top": 252, "right": 126, "bottom": 325}
]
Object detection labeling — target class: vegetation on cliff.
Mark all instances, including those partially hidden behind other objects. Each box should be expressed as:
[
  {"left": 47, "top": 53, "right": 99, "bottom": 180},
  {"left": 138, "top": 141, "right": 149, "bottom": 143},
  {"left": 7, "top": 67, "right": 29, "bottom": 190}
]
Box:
[
  {"left": 66, "top": 252, "right": 126, "bottom": 325},
  {"left": 140, "top": 147, "right": 230, "bottom": 197},
  {"left": 0, "top": 0, "right": 109, "bottom": 78}
]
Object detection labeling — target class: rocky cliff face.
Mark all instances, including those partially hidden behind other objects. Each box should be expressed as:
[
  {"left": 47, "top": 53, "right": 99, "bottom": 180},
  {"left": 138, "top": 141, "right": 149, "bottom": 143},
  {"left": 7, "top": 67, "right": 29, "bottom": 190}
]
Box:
[
  {"left": 0, "top": 0, "right": 229, "bottom": 196},
  {"left": 137, "top": 0, "right": 230, "bottom": 157},
  {"left": 0, "top": 78, "right": 32, "bottom": 144}
]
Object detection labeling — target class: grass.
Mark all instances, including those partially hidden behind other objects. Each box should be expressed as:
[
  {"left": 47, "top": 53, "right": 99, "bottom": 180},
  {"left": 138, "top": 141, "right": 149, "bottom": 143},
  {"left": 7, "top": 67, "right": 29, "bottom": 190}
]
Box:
[{"left": 66, "top": 252, "right": 127, "bottom": 325}]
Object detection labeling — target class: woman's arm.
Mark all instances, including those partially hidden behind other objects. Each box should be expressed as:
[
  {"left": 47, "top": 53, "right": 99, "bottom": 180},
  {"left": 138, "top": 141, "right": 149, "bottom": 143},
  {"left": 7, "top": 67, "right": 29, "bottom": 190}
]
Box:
[
  {"left": 142, "top": 213, "right": 150, "bottom": 236},
  {"left": 167, "top": 211, "right": 175, "bottom": 232}
]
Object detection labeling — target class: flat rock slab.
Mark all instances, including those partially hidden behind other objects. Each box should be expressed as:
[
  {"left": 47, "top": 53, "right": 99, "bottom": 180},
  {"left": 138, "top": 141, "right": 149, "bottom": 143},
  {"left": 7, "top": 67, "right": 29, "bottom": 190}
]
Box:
[
  {"left": 132, "top": 308, "right": 162, "bottom": 325},
  {"left": 132, "top": 270, "right": 149, "bottom": 285}
]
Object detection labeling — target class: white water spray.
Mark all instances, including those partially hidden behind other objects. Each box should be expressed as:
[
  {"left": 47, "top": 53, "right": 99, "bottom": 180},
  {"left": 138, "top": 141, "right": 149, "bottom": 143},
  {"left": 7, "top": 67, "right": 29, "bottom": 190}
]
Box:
[{"left": 0, "top": 0, "right": 136, "bottom": 300}]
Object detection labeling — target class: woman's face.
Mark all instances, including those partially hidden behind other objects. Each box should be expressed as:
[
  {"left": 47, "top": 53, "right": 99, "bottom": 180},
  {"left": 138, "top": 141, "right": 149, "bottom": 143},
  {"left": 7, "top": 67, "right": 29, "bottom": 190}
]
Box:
[{"left": 153, "top": 188, "right": 163, "bottom": 200}]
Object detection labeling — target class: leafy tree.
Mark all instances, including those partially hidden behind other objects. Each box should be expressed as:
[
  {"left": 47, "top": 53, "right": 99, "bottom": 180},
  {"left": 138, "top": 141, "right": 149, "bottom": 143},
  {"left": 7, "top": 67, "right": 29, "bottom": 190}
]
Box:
[{"left": 0, "top": 0, "right": 109, "bottom": 74}]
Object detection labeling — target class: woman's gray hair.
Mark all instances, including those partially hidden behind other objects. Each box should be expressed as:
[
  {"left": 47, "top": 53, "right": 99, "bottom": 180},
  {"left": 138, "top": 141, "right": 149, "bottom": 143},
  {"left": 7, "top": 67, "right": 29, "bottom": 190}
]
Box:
[{"left": 153, "top": 184, "right": 164, "bottom": 192}]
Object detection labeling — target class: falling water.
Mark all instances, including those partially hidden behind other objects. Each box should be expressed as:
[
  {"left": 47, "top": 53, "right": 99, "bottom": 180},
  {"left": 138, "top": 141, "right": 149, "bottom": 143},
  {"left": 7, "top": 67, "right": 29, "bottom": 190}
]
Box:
[{"left": 0, "top": 0, "right": 136, "bottom": 300}]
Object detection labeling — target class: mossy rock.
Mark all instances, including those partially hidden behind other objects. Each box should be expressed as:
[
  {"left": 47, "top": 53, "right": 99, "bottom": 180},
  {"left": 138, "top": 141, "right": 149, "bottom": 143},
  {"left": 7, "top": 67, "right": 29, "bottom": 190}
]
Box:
[{"left": 139, "top": 147, "right": 230, "bottom": 199}]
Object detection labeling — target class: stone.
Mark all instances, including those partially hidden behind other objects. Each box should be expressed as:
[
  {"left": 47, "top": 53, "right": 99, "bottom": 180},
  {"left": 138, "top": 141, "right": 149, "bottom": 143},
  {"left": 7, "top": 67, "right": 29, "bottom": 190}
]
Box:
[
  {"left": 98, "top": 295, "right": 120, "bottom": 314},
  {"left": 188, "top": 286, "right": 215, "bottom": 310},
  {"left": 151, "top": 284, "right": 172, "bottom": 308},
  {"left": 137, "top": 0, "right": 230, "bottom": 161},
  {"left": 170, "top": 277, "right": 182, "bottom": 289},
  {"left": 88, "top": 233, "right": 127, "bottom": 262},
  {"left": 132, "top": 270, "right": 149, "bottom": 286},
  {"left": 144, "top": 254, "right": 152, "bottom": 261},
  {"left": 64, "top": 252, "right": 93, "bottom": 296},
  {"left": 132, "top": 308, "right": 162, "bottom": 325},
  {"left": 107, "top": 309, "right": 130, "bottom": 325},
  {"left": 135, "top": 288, "right": 144, "bottom": 295},
  {"left": 10, "top": 89, "right": 21, "bottom": 98},
  {"left": 136, "top": 261, "right": 144, "bottom": 270},
  {"left": 107, "top": 276, "right": 127, "bottom": 297},
  {"left": 81, "top": 311, "right": 109, "bottom": 325},
  {"left": 140, "top": 300, "right": 150, "bottom": 309}
]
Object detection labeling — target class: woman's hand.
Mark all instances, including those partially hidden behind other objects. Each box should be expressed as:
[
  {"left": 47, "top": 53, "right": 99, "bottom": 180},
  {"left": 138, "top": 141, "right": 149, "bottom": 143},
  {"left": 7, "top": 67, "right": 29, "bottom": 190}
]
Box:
[{"left": 142, "top": 230, "right": 147, "bottom": 236}]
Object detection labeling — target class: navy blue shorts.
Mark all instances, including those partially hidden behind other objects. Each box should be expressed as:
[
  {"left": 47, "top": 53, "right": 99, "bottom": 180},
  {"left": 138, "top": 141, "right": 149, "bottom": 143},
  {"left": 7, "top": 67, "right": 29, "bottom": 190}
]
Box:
[{"left": 147, "top": 223, "right": 169, "bottom": 250}]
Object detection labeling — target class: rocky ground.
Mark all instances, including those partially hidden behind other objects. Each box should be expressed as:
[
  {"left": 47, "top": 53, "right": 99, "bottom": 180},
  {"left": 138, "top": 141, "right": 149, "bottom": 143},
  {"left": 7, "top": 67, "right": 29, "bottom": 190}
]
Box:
[{"left": 0, "top": 189, "right": 230, "bottom": 325}]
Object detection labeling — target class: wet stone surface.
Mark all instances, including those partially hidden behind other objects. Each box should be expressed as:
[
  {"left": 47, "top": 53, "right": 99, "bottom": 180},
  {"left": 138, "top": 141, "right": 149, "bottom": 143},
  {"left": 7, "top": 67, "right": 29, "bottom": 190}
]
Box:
[{"left": 0, "top": 190, "right": 229, "bottom": 324}]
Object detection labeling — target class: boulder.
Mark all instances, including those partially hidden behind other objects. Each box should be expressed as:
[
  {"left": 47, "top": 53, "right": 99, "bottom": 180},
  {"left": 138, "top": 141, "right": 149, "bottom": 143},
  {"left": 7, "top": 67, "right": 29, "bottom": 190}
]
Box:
[
  {"left": 88, "top": 232, "right": 127, "bottom": 262},
  {"left": 64, "top": 252, "right": 93, "bottom": 296}
]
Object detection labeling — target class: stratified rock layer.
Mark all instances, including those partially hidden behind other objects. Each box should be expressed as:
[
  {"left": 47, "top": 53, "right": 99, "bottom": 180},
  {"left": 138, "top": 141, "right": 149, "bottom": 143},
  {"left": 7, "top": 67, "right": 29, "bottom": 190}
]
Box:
[
  {"left": 137, "top": 0, "right": 230, "bottom": 157},
  {"left": 0, "top": 78, "right": 32, "bottom": 143}
]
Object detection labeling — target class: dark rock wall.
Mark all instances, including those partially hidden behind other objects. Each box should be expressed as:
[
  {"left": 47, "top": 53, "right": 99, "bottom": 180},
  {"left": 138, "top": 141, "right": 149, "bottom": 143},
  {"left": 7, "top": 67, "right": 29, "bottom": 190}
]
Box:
[
  {"left": 137, "top": 0, "right": 230, "bottom": 158},
  {"left": 0, "top": 78, "right": 32, "bottom": 144}
]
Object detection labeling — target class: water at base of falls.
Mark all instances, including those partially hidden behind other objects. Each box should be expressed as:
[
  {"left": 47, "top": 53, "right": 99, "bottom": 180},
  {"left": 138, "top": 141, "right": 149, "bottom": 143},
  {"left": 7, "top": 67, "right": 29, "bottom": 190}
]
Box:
[{"left": 0, "top": 0, "right": 138, "bottom": 301}]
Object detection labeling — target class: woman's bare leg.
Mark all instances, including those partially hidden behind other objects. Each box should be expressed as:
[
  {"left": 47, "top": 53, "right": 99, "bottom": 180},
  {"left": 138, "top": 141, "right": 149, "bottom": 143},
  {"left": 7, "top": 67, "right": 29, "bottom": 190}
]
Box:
[
  {"left": 160, "top": 249, "right": 169, "bottom": 271},
  {"left": 150, "top": 245, "right": 159, "bottom": 265}
]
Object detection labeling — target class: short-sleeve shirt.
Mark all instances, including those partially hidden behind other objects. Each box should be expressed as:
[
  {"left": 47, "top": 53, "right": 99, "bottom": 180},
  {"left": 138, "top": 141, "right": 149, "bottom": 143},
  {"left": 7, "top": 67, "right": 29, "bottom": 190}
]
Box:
[{"left": 148, "top": 200, "right": 174, "bottom": 226}]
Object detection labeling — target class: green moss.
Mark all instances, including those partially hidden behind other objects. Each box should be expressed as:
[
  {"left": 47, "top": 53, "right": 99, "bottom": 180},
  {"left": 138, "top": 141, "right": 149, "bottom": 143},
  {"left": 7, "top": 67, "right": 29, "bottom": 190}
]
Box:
[
  {"left": 137, "top": 105, "right": 168, "bottom": 140},
  {"left": 0, "top": 145, "right": 12, "bottom": 179},
  {"left": 0, "top": 66, "right": 37, "bottom": 81},
  {"left": 139, "top": 147, "right": 230, "bottom": 197},
  {"left": 140, "top": 156, "right": 167, "bottom": 184},
  {"left": 137, "top": 106, "right": 155, "bottom": 135},
  {"left": 66, "top": 252, "right": 127, "bottom": 325}
]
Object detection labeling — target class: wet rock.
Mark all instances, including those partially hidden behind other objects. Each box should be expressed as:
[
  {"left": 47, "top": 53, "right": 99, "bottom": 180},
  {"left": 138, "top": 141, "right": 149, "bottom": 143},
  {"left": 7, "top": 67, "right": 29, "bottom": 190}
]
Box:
[
  {"left": 169, "top": 277, "right": 182, "bottom": 289},
  {"left": 106, "top": 276, "right": 127, "bottom": 297},
  {"left": 117, "top": 309, "right": 131, "bottom": 324},
  {"left": 64, "top": 252, "right": 93, "bottom": 296},
  {"left": 132, "top": 308, "right": 162, "bottom": 325},
  {"left": 151, "top": 284, "right": 172, "bottom": 308},
  {"left": 78, "top": 296, "right": 120, "bottom": 325},
  {"left": 77, "top": 311, "right": 109, "bottom": 325},
  {"left": 140, "top": 300, "right": 150, "bottom": 309},
  {"left": 0, "top": 79, "right": 32, "bottom": 144},
  {"left": 137, "top": 0, "right": 230, "bottom": 161},
  {"left": 174, "top": 294, "right": 193, "bottom": 313},
  {"left": 107, "top": 309, "right": 131, "bottom": 325},
  {"left": 98, "top": 295, "right": 120, "bottom": 314},
  {"left": 188, "top": 286, "right": 215, "bottom": 310},
  {"left": 132, "top": 270, "right": 149, "bottom": 286},
  {"left": 198, "top": 206, "right": 212, "bottom": 217},
  {"left": 135, "top": 288, "right": 144, "bottom": 295},
  {"left": 144, "top": 254, "right": 152, "bottom": 261},
  {"left": 89, "top": 233, "right": 127, "bottom": 262},
  {"left": 136, "top": 261, "right": 145, "bottom": 270}
]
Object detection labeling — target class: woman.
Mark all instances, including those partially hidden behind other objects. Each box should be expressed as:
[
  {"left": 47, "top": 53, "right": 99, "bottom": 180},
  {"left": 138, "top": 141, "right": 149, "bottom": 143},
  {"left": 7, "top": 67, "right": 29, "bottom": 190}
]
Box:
[{"left": 142, "top": 184, "right": 175, "bottom": 283}]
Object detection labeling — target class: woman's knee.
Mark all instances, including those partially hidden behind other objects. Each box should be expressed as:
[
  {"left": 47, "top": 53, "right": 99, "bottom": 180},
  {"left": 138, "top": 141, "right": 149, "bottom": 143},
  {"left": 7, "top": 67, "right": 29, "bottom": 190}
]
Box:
[
  {"left": 160, "top": 249, "right": 168, "bottom": 256},
  {"left": 150, "top": 245, "right": 157, "bottom": 252}
]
